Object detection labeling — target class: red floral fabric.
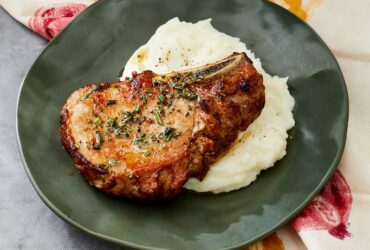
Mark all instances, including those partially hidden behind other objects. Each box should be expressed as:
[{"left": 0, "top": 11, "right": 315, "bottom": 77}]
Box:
[
  {"left": 292, "top": 170, "right": 352, "bottom": 239},
  {"left": 28, "top": 3, "right": 87, "bottom": 40}
]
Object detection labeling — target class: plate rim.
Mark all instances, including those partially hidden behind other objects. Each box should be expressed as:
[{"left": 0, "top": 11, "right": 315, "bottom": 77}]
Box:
[{"left": 16, "top": 0, "right": 349, "bottom": 249}]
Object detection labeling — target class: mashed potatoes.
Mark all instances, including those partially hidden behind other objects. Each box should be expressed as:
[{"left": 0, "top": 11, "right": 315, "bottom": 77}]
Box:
[{"left": 122, "top": 18, "right": 295, "bottom": 193}]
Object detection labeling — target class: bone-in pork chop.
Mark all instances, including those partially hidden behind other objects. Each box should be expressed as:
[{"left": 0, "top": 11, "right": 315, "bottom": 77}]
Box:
[{"left": 60, "top": 52, "right": 265, "bottom": 200}]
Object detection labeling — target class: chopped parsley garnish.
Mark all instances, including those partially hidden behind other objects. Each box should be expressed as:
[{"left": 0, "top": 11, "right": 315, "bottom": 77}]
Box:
[
  {"left": 157, "top": 95, "right": 165, "bottom": 103},
  {"left": 120, "top": 112, "right": 134, "bottom": 125},
  {"left": 143, "top": 150, "right": 151, "bottom": 157},
  {"left": 113, "top": 124, "right": 131, "bottom": 137},
  {"left": 107, "top": 99, "right": 117, "bottom": 105},
  {"left": 93, "top": 116, "right": 102, "bottom": 125},
  {"left": 150, "top": 135, "right": 158, "bottom": 142},
  {"left": 158, "top": 127, "right": 181, "bottom": 141},
  {"left": 114, "top": 128, "right": 129, "bottom": 137},
  {"left": 168, "top": 80, "right": 198, "bottom": 100},
  {"left": 107, "top": 117, "right": 117, "bottom": 128},
  {"left": 132, "top": 105, "right": 141, "bottom": 114},
  {"left": 169, "top": 80, "right": 182, "bottom": 90},
  {"left": 134, "top": 132, "right": 146, "bottom": 142},
  {"left": 154, "top": 111, "right": 163, "bottom": 125},
  {"left": 140, "top": 94, "right": 147, "bottom": 104},
  {"left": 158, "top": 104, "right": 165, "bottom": 114},
  {"left": 114, "top": 128, "right": 123, "bottom": 136},
  {"left": 82, "top": 85, "right": 100, "bottom": 100},
  {"left": 178, "top": 89, "right": 198, "bottom": 100},
  {"left": 160, "top": 87, "right": 166, "bottom": 93},
  {"left": 152, "top": 78, "right": 162, "bottom": 86},
  {"left": 108, "top": 159, "right": 119, "bottom": 165},
  {"left": 188, "top": 93, "right": 198, "bottom": 100},
  {"left": 93, "top": 132, "right": 103, "bottom": 149},
  {"left": 138, "top": 116, "right": 146, "bottom": 124},
  {"left": 179, "top": 89, "right": 190, "bottom": 98}
]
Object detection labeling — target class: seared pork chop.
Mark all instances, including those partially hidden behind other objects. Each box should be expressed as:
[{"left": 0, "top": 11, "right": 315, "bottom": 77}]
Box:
[{"left": 60, "top": 52, "right": 265, "bottom": 200}]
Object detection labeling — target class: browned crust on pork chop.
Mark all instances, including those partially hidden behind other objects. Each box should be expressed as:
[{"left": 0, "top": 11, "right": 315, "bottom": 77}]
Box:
[{"left": 60, "top": 52, "right": 265, "bottom": 200}]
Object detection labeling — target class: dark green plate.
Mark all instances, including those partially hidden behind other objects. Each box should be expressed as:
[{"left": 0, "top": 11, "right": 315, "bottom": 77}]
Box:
[{"left": 16, "top": 0, "right": 348, "bottom": 249}]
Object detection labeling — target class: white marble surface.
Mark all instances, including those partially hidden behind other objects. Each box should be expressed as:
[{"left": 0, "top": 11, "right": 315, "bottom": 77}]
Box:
[{"left": 0, "top": 8, "right": 122, "bottom": 250}]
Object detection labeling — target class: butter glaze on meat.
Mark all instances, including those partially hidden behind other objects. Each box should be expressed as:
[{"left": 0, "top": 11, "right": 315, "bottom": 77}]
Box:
[{"left": 60, "top": 52, "right": 265, "bottom": 200}]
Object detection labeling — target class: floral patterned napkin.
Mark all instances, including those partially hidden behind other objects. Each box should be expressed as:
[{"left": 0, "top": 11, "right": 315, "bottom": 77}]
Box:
[{"left": 1, "top": 0, "right": 368, "bottom": 249}]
